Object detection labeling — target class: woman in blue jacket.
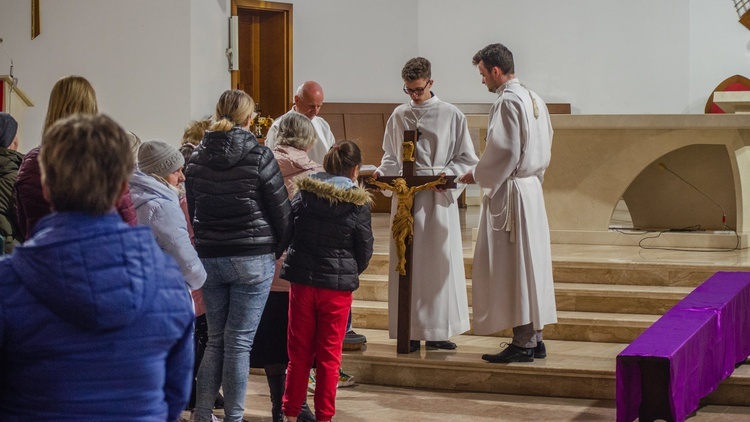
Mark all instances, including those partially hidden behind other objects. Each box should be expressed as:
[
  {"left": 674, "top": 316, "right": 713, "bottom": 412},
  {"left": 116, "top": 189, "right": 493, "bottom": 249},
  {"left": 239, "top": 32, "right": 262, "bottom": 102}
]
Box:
[{"left": 0, "top": 114, "right": 194, "bottom": 421}]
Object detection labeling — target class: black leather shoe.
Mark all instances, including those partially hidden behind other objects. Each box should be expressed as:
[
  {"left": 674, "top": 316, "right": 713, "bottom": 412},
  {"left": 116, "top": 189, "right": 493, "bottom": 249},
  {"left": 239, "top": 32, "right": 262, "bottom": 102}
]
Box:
[
  {"left": 214, "top": 392, "right": 224, "bottom": 409},
  {"left": 482, "top": 343, "right": 534, "bottom": 363},
  {"left": 425, "top": 340, "right": 457, "bottom": 350},
  {"left": 298, "top": 401, "right": 316, "bottom": 422},
  {"left": 534, "top": 341, "right": 546, "bottom": 359},
  {"left": 409, "top": 340, "right": 420, "bottom": 353}
]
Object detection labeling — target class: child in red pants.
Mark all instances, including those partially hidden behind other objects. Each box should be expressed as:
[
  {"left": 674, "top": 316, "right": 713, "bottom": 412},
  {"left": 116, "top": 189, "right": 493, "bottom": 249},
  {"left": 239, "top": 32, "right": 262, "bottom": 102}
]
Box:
[{"left": 281, "top": 141, "right": 374, "bottom": 422}]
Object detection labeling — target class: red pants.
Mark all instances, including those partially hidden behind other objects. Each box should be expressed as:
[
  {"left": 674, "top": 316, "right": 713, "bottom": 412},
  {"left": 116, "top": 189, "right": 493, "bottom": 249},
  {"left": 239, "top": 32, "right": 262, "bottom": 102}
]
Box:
[{"left": 282, "top": 283, "right": 352, "bottom": 421}]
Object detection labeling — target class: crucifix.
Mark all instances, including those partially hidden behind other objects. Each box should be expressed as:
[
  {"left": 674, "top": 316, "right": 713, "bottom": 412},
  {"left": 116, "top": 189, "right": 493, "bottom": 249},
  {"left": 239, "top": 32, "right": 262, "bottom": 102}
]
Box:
[{"left": 366, "top": 129, "right": 457, "bottom": 354}]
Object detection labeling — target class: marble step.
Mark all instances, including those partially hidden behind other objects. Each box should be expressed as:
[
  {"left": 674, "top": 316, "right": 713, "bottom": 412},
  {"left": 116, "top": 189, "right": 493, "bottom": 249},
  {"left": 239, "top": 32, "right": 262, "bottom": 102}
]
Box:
[
  {"left": 340, "top": 328, "right": 750, "bottom": 406},
  {"left": 351, "top": 300, "right": 658, "bottom": 343},
  {"left": 355, "top": 277, "right": 692, "bottom": 315},
  {"left": 364, "top": 252, "right": 726, "bottom": 288}
]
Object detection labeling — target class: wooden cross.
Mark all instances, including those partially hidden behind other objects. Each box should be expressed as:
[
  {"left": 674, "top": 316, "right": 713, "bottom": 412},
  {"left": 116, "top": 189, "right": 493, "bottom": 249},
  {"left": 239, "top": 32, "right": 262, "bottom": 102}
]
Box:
[{"left": 366, "top": 129, "right": 457, "bottom": 354}]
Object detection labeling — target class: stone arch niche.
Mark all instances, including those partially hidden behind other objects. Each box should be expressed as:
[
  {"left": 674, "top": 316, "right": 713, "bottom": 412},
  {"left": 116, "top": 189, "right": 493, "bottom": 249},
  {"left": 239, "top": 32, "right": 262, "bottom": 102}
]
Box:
[
  {"left": 622, "top": 144, "right": 736, "bottom": 231},
  {"left": 543, "top": 114, "right": 750, "bottom": 248}
]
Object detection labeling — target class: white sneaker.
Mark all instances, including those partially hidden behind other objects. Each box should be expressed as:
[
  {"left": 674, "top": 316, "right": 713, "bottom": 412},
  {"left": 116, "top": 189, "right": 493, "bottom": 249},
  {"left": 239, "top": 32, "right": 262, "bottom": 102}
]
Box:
[
  {"left": 337, "top": 368, "right": 355, "bottom": 388},
  {"left": 308, "top": 368, "right": 316, "bottom": 394}
]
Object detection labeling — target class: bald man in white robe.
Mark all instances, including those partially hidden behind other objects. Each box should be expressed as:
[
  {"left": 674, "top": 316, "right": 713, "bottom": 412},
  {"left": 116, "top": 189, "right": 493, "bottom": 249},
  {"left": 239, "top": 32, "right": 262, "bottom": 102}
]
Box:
[{"left": 265, "top": 81, "right": 335, "bottom": 165}]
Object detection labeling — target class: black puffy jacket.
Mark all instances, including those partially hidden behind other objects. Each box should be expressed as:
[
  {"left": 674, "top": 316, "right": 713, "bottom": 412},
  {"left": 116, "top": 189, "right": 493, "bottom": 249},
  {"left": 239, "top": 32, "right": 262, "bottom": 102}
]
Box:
[
  {"left": 281, "top": 174, "right": 374, "bottom": 292},
  {"left": 185, "top": 127, "right": 292, "bottom": 259}
]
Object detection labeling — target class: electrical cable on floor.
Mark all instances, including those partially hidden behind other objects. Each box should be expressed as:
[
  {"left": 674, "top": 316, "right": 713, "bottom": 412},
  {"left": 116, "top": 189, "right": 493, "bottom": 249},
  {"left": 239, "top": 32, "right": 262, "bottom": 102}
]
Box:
[{"left": 610, "top": 225, "right": 740, "bottom": 253}]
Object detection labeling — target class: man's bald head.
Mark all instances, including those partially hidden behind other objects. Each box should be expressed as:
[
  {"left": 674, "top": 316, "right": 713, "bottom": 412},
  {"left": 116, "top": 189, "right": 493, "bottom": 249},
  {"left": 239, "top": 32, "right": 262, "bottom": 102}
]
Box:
[{"left": 294, "top": 81, "right": 324, "bottom": 120}]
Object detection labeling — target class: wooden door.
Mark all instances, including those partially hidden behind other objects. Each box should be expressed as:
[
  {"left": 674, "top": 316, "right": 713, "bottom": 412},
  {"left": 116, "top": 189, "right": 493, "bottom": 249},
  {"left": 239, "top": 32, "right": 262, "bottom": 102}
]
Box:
[{"left": 232, "top": 1, "right": 293, "bottom": 129}]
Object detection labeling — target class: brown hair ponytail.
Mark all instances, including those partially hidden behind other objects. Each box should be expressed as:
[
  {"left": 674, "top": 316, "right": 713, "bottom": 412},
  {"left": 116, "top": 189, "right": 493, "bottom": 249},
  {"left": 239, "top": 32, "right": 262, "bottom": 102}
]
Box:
[{"left": 323, "top": 140, "right": 362, "bottom": 177}]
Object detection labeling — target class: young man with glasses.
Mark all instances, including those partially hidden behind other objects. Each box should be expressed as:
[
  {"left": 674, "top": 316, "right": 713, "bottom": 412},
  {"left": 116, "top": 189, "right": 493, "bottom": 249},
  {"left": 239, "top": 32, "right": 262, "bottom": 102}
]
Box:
[{"left": 373, "top": 57, "right": 478, "bottom": 353}]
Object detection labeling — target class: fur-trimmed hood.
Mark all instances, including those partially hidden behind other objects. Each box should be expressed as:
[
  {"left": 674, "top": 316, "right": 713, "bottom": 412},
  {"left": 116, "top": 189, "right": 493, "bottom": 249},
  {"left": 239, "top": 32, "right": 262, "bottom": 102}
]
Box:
[
  {"left": 292, "top": 174, "right": 373, "bottom": 207},
  {"left": 281, "top": 172, "right": 374, "bottom": 292}
]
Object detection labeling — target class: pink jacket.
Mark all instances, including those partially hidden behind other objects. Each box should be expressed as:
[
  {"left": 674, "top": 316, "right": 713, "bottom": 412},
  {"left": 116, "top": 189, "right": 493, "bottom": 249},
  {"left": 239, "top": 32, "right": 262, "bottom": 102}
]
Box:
[
  {"left": 180, "top": 195, "right": 205, "bottom": 316},
  {"left": 271, "top": 145, "right": 323, "bottom": 292}
]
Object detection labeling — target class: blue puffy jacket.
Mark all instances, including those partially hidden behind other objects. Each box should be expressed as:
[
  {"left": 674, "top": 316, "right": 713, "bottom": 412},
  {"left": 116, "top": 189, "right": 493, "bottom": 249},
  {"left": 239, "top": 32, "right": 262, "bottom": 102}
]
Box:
[{"left": 0, "top": 212, "right": 194, "bottom": 421}]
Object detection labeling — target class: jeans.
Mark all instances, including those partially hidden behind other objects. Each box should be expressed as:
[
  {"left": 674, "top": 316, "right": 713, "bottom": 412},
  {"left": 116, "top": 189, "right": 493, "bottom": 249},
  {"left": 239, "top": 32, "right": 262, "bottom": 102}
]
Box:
[{"left": 193, "top": 254, "right": 274, "bottom": 422}]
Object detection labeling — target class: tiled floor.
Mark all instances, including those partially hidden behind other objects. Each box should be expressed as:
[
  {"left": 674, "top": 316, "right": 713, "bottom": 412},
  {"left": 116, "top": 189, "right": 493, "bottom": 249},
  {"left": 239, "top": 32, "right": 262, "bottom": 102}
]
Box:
[{"left": 184, "top": 373, "right": 750, "bottom": 421}]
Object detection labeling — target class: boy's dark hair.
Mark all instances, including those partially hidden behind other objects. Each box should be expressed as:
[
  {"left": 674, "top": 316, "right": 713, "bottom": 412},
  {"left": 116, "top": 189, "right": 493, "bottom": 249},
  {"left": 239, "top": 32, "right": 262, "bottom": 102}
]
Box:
[{"left": 401, "top": 57, "right": 431, "bottom": 82}]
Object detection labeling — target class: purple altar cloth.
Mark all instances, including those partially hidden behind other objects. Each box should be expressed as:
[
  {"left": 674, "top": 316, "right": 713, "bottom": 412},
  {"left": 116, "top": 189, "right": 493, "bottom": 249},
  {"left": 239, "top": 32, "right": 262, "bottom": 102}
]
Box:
[{"left": 616, "top": 271, "right": 750, "bottom": 422}]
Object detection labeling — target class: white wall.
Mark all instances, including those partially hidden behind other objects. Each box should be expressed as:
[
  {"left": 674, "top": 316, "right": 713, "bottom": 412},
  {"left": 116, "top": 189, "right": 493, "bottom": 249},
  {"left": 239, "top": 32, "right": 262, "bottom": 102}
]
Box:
[
  {"left": 190, "top": 0, "right": 231, "bottom": 120},
  {"left": 0, "top": 0, "right": 225, "bottom": 152},
  {"left": 290, "top": 0, "right": 749, "bottom": 114},
  {"left": 285, "top": 0, "right": 419, "bottom": 102},
  {"left": 2, "top": 0, "right": 749, "bottom": 151},
  {"left": 419, "top": 0, "right": 691, "bottom": 113}
]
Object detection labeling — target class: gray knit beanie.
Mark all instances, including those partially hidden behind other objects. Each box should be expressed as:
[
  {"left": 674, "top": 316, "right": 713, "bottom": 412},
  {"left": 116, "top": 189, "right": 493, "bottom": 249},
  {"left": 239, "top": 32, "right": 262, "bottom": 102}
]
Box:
[
  {"left": 138, "top": 139, "right": 185, "bottom": 178},
  {"left": 0, "top": 112, "right": 18, "bottom": 149}
]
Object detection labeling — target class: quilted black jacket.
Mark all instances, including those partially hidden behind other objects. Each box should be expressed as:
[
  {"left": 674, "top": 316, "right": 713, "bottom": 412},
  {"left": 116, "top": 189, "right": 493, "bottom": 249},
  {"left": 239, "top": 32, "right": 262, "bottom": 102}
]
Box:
[
  {"left": 281, "top": 175, "right": 374, "bottom": 291},
  {"left": 185, "top": 127, "right": 292, "bottom": 259}
]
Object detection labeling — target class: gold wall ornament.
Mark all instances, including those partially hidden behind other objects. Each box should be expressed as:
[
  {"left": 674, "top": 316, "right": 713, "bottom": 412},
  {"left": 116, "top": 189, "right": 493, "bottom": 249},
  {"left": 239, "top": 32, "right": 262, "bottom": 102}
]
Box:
[
  {"left": 31, "top": 0, "right": 41, "bottom": 39},
  {"left": 734, "top": 0, "right": 750, "bottom": 30}
]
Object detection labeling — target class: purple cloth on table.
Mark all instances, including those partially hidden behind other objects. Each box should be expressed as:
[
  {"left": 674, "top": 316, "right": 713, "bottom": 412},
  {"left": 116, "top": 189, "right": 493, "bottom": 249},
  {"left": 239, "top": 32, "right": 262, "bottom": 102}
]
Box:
[{"left": 616, "top": 271, "right": 750, "bottom": 422}]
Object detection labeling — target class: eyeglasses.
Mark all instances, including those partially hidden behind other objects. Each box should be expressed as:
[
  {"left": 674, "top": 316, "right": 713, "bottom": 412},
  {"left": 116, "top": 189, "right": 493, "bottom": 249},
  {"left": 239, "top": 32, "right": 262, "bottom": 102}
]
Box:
[{"left": 403, "top": 80, "right": 432, "bottom": 95}]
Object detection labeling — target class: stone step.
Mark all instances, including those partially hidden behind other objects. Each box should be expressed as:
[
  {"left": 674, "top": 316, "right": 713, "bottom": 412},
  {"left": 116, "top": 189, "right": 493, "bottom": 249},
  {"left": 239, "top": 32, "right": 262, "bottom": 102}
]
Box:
[
  {"left": 340, "top": 328, "right": 750, "bottom": 406},
  {"left": 552, "top": 261, "right": 719, "bottom": 288},
  {"left": 363, "top": 252, "right": 727, "bottom": 288},
  {"left": 351, "top": 300, "right": 658, "bottom": 343},
  {"left": 355, "top": 277, "right": 692, "bottom": 315}
]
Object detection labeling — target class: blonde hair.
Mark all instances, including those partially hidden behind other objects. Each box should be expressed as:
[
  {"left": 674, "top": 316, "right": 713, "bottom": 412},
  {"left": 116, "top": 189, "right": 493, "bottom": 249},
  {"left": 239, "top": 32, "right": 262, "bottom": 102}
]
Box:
[
  {"left": 40, "top": 114, "right": 133, "bottom": 214},
  {"left": 211, "top": 90, "right": 255, "bottom": 132},
  {"left": 181, "top": 119, "right": 212, "bottom": 145},
  {"left": 275, "top": 112, "right": 317, "bottom": 151},
  {"left": 43, "top": 75, "right": 98, "bottom": 134}
]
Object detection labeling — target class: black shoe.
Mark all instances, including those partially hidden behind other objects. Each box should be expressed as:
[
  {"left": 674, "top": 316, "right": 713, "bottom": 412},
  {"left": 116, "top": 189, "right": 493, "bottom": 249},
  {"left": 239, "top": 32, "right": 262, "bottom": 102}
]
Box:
[
  {"left": 409, "top": 340, "right": 420, "bottom": 353},
  {"left": 346, "top": 330, "right": 367, "bottom": 343},
  {"left": 214, "top": 392, "right": 224, "bottom": 409},
  {"left": 343, "top": 330, "right": 367, "bottom": 351},
  {"left": 534, "top": 341, "right": 546, "bottom": 359},
  {"left": 298, "top": 401, "right": 317, "bottom": 422},
  {"left": 425, "top": 340, "right": 457, "bottom": 350},
  {"left": 482, "top": 343, "right": 534, "bottom": 363}
]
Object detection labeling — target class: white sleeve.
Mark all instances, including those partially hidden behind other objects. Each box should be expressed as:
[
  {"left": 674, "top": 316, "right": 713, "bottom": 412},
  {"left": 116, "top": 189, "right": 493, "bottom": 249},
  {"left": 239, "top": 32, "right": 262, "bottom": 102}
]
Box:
[
  {"left": 376, "top": 112, "right": 402, "bottom": 177},
  {"left": 265, "top": 121, "right": 280, "bottom": 150},
  {"left": 149, "top": 200, "right": 207, "bottom": 290},
  {"left": 473, "top": 99, "right": 523, "bottom": 198}
]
